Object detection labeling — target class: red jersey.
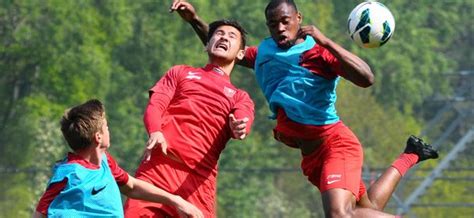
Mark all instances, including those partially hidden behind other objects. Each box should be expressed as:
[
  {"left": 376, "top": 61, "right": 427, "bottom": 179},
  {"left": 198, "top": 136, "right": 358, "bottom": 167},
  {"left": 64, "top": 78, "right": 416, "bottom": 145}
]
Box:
[
  {"left": 35, "top": 152, "right": 129, "bottom": 215},
  {"left": 144, "top": 64, "right": 255, "bottom": 177},
  {"left": 245, "top": 45, "right": 342, "bottom": 140}
]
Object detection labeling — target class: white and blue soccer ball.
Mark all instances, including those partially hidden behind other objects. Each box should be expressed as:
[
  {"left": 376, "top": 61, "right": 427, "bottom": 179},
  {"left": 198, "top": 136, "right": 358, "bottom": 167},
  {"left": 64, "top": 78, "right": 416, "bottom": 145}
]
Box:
[{"left": 348, "top": 1, "right": 395, "bottom": 48}]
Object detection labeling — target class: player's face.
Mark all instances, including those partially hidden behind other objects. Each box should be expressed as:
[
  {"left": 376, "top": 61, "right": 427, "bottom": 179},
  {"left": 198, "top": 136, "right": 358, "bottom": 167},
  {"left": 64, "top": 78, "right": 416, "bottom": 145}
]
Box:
[
  {"left": 265, "top": 3, "right": 301, "bottom": 49},
  {"left": 206, "top": 25, "right": 245, "bottom": 62}
]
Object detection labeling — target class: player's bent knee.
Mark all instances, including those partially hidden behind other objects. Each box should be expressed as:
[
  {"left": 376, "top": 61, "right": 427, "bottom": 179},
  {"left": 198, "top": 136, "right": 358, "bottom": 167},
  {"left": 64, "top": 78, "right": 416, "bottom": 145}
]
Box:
[{"left": 355, "top": 193, "right": 379, "bottom": 210}]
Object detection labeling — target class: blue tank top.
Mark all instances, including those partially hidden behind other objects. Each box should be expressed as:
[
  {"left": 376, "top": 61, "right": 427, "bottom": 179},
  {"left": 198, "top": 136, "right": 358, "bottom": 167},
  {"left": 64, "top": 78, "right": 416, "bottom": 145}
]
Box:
[
  {"left": 254, "top": 36, "right": 340, "bottom": 125},
  {"left": 47, "top": 153, "right": 124, "bottom": 217}
]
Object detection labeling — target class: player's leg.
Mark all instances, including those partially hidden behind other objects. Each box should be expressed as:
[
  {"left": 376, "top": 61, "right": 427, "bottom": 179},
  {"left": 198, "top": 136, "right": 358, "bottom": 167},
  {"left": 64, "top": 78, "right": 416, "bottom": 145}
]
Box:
[
  {"left": 319, "top": 168, "right": 398, "bottom": 217},
  {"left": 356, "top": 168, "right": 401, "bottom": 210},
  {"left": 314, "top": 124, "right": 365, "bottom": 216},
  {"left": 317, "top": 124, "right": 399, "bottom": 217},
  {"left": 320, "top": 177, "right": 399, "bottom": 217},
  {"left": 321, "top": 188, "right": 355, "bottom": 217},
  {"left": 322, "top": 188, "right": 396, "bottom": 217},
  {"left": 357, "top": 135, "right": 439, "bottom": 210}
]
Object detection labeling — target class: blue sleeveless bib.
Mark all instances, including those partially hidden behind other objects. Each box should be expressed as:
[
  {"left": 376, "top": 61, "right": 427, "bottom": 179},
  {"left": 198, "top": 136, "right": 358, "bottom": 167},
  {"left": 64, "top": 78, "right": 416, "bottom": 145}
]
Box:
[
  {"left": 47, "top": 153, "right": 124, "bottom": 217},
  {"left": 254, "top": 36, "right": 340, "bottom": 125}
]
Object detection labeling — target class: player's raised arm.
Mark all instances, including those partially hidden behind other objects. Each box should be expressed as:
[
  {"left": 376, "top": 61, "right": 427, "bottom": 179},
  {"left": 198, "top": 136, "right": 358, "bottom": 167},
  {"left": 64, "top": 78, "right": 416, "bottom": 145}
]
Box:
[
  {"left": 298, "top": 25, "right": 374, "bottom": 88},
  {"left": 169, "top": 0, "right": 255, "bottom": 69},
  {"left": 169, "top": 0, "right": 208, "bottom": 46}
]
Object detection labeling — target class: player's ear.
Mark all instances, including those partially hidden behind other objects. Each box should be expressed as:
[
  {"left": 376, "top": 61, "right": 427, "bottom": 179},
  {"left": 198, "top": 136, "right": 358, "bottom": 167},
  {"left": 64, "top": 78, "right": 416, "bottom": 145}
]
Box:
[
  {"left": 236, "top": 49, "right": 245, "bottom": 61},
  {"left": 94, "top": 132, "right": 102, "bottom": 145},
  {"left": 297, "top": 12, "right": 302, "bottom": 24}
]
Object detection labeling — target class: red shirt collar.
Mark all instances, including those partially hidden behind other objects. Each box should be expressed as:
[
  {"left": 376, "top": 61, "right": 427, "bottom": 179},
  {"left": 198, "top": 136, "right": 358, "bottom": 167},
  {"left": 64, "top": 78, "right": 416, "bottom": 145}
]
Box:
[
  {"left": 67, "top": 152, "right": 100, "bottom": 169},
  {"left": 203, "top": 64, "right": 230, "bottom": 80}
]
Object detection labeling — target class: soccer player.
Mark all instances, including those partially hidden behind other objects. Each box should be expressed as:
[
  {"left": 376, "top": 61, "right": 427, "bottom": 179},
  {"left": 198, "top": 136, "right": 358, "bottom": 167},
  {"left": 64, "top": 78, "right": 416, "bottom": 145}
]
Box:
[
  {"left": 170, "top": 0, "right": 439, "bottom": 217},
  {"left": 33, "top": 99, "right": 203, "bottom": 218},
  {"left": 123, "top": 19, "right": 255, "bottom": 218}
]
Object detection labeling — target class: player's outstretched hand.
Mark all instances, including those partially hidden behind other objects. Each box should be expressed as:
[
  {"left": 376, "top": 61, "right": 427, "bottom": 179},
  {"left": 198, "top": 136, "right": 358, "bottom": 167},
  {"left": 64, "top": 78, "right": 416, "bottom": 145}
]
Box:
[
  {"left": 143, "top": 131, "right": 168, "bottom": 162},
  {"left": 175, "top": 196, "right": 204, "bottom": 218},
  {"left": 298, "top": 25, "right": 330, "bottom": 47},
  {"left": 229, "top": 114, "right": 249, "bottom": 140},
  {"left": 169, "top": 0, "right": 198, "bottom": 22}
]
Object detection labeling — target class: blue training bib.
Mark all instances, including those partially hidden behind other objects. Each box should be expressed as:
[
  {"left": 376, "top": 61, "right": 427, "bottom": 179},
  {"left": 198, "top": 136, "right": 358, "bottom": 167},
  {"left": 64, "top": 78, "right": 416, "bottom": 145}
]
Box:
[
  {"left": 47, "top": 153, "right": 124, "bottom": 217},
  {"left": 254, "top": 36, "right": 340, "bottom": 125}
]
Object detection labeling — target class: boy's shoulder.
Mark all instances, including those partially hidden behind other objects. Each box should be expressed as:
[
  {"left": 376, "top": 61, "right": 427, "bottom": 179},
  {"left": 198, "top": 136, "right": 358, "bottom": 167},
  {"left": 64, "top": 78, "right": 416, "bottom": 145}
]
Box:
[{"left": 49, "top": 153, "right": 106, "bottom": 184}]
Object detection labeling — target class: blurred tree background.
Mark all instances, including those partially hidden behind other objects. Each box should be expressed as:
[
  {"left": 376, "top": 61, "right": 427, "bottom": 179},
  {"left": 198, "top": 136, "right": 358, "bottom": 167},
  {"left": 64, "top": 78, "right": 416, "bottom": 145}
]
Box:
[{"left": 0, "top": 0, "right": 472, "bottom": 217}]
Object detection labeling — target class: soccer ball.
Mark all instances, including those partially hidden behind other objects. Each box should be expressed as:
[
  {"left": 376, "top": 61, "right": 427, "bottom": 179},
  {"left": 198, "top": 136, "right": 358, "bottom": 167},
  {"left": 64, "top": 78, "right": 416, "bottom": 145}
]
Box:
[{"left": 347, "top": 1, "right": 395, "bottom": 48}]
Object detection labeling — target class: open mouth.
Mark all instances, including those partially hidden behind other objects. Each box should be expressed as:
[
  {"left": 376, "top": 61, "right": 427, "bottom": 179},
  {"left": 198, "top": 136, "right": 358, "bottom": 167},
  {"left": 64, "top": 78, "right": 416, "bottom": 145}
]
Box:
[
  {"left": 215, "top": 42, "right": 228, "bottom": 51},
  {"left": 277, "top": 35, "right": 288, "bottom": 44}
]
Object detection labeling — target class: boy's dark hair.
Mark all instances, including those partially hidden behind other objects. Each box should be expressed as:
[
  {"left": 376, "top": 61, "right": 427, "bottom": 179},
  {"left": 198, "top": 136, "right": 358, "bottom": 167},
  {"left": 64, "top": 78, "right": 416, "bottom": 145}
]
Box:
[
  {"left": 207, "top": 19, "right": 247, "bottom": 49},
  {"left": 265, "top": 0, "right": 298, "bottom": 16},
  {"left": 60, "top": 99, "right": 106, "bottom": 151}
]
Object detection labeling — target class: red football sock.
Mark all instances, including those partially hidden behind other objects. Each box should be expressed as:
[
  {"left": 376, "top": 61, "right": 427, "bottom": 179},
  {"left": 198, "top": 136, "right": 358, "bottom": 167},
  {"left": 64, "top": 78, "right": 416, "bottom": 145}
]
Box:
[{"left": 391, "top": 153, "right": 419, "bottom": 176}]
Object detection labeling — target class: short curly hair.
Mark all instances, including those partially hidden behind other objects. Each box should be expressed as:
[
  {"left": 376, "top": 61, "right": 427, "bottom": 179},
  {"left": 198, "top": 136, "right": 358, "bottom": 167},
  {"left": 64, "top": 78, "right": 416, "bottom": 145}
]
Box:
[{"left": 265, "top": 0, "right": 298, "bottom": 17}]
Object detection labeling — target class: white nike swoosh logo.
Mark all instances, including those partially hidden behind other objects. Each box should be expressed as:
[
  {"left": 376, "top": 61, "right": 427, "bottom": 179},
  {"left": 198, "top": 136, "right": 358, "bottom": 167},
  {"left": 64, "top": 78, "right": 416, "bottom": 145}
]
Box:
[
  {"left": 327, "top": 180, "right": 340, "bottom": 185},
  {"left": 186, "top": 75, "right": 201, "bottom": 79},
  {"left": 188, "top": 71, "right": 200, "bottom": 75}
]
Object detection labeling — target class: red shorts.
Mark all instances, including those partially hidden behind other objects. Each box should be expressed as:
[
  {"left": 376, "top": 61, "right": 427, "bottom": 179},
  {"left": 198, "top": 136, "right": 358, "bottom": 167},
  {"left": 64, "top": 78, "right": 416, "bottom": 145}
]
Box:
[
  {"left": 124, "top": 153, "right": 217, "bottom": 218},
  {"left": 275, "top": 122, "right": 366, "bottom": 200}
]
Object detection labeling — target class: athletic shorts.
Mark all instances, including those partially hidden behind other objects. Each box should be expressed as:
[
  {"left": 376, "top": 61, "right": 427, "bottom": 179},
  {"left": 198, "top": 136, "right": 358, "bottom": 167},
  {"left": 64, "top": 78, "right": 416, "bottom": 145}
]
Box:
[
  {"left": 275, "top": 122, "right": 366, "bottom": 201},
  {"left": 124, "top": 153, "right": 216, "bottom": 218}
]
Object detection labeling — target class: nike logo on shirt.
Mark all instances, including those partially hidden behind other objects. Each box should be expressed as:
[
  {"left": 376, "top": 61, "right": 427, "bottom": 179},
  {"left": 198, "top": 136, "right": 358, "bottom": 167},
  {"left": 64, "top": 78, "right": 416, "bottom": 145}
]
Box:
[
  {"left": 326, "top": 174, "right": 342, "bottom": 185},
  {"left": 186, "top": 71, "right": 202, "bottom": 80},
  {"left": 327, "top": 180, "right": 341, "bottom": 185},
  {"left": 91, "top": 185, "right": 107, "bottom": 195}
]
